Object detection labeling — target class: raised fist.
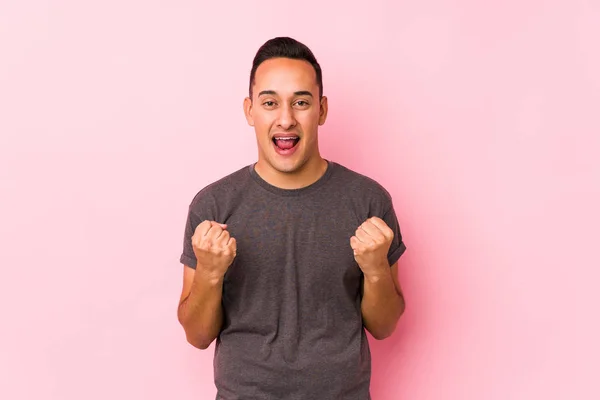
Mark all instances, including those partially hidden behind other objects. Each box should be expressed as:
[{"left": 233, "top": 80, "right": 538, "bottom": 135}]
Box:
[
  {"left": 350, "top": 217, "right": 394, "bottom": 277},
  {"left": 192, "top": 220, "right": 237, "bottom": 280}
]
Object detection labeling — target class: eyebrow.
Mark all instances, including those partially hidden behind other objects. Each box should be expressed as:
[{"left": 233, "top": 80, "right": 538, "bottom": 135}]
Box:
[{"left": 258, "top": 90, "right": 313, "bottom": 97}]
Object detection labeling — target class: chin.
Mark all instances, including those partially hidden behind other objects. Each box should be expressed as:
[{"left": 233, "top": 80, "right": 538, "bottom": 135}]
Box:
[
  {"left": 269, "top": 157, "right": 306, "bottom": 174},
  {"left": 273, "top": 161, "right": 301, "bottom": 174}
]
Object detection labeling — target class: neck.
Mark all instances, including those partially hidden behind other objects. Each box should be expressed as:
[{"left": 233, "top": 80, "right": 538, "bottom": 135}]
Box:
[{"left": 254, "top": 156, "right": 328, "bottom": 190}]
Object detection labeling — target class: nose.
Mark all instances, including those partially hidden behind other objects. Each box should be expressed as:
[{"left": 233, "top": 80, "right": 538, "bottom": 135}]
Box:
[{"left": 276, "top": 104, "right": 296, "bottom": 130}]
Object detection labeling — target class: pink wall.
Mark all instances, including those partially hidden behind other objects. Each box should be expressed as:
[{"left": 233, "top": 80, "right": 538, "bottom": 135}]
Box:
[{"left": 1, "top": 1, "right": 599, "bottom": 399}]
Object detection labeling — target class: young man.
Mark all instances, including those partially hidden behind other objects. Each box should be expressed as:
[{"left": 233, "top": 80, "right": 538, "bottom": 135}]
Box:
[{"left": 178, "top": 37, "right": 407, "bottom": 399}]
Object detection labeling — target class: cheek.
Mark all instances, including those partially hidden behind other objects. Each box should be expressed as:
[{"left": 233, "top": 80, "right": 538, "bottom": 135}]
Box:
[
  {"left": 252, "top": 114, "right": 272, "bottom": 131},
  {"left": 298, "top": 112, "right": 320, "bottom": 132}
]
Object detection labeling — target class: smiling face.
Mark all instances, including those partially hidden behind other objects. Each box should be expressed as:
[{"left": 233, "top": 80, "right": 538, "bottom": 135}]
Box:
[{"left": 243, "top": 57, "right": 328, "bottom": 186}]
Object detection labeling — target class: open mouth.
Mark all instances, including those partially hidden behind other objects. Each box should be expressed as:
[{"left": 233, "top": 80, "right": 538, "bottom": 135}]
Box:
[{"left": 272, "top": 136, "right": 300, "bottom": 153}]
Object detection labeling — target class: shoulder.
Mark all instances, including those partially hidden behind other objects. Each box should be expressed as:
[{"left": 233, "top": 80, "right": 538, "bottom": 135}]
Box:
[
  {"left": 187, "top": 164, "right": 252, "bottom": 211},
  {"left": 329, "top": 161, "right": 394, "bottom": 206}
]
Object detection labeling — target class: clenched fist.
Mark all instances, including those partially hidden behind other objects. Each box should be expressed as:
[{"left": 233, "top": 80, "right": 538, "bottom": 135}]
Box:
[
  {"left": 192, "top": 220, "right": 237, "bottom": 280},
  {"left": 350, "top": 217, "right": 394, "bottom": 277}
]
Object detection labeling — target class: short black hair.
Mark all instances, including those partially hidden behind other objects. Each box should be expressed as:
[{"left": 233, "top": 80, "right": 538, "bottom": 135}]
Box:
[{"left": 249, "top": 37, "right": 323, "bottom": 99}]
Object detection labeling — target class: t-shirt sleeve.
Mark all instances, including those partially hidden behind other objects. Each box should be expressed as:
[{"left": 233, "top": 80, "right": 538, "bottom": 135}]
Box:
[
  {"left": 179, "top": 192, "right": 216, "bottom": 269},
  {"left": 179, "top": 205, "right": 199, "bottom": 269},
  {"left": 382, "top": 202, "right": 407, "bottom": 267}
]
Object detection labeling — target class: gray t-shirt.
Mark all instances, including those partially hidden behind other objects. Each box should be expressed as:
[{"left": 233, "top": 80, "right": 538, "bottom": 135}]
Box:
[{"left": 180, "top": 160, "right": 406, "bottom": 400}]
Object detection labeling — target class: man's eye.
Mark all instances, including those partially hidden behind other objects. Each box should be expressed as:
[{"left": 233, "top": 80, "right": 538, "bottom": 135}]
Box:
[
  {"left": 263, "top": 101, "right": 276, "bottom": 107},
  {"left": 296, "top": 101, "right": 308, "bottom": 107}
]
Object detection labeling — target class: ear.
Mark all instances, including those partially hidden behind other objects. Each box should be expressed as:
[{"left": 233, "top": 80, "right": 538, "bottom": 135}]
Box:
[
  {"left": 318, "top": 96, "right": 328, "bottom": 126},
  {"left": 243, "top": 97, "right": 254, "bottom": 126}
]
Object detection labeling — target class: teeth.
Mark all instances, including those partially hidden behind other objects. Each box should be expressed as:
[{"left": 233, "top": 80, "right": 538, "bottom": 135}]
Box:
[{"left": 275, "top": 137, "right": 297, "bottom": 140}]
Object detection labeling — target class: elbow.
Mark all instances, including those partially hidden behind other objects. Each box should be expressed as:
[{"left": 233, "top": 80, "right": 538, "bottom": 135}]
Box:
[
  {"left": 181, "top": 320, "right": 216, "bottom": 349},
  {"left": 370, "top": 325, "right": 396, "bottom": 340},
  {"left": 398, "top": 298, "right": 406, "bottom": 318},
  {"left": 366, "top": 317, "right": 398, "bottom": 340},
  {"left": 180, "top": 323, "right": 216, "bottom": 350},
  {"left": 178, "top": 313, "right": 216, "bottom": 350},
  {"left": 369, "top": 302, "right": 406, "bottom": 341},
  {"left": 186, "top": 334, "right": 214, "bottom": 350}
]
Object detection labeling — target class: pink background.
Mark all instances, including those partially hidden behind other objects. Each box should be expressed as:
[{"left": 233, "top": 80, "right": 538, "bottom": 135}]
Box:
[{"left": 1, "top": 1, "right": 599, "bottom": 399}]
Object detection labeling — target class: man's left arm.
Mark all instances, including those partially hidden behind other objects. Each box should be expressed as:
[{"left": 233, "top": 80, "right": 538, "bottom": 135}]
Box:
[
  {"left": 351, "top": 217, "right": 405, "bottom": 340},
  {"left": 361, "top": 261, "right": 405, "bottom": 340}
]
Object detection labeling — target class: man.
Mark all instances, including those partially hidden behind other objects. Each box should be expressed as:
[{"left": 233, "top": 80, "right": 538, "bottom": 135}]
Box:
[{"left": 178, "top": 37, "right": 407, "bottom": 399}]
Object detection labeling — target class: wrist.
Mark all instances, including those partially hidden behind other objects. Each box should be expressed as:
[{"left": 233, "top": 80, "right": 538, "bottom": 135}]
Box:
[
  {"left": 363, "top": 263, "right": 391, "bottom": 284},
  {"left": 195, "top": 264, "right": 225, "bottom": 286}
]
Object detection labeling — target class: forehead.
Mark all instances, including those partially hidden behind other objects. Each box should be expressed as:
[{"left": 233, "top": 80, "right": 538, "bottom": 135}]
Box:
[{"left": 253, "top": 58, "right": 318, "bottom": 95}]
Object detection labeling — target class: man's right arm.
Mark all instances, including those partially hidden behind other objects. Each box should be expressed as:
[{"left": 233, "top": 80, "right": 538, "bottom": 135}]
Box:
[
  {"left": 177, "top": 220, "right": 236, "bottom": 350},
  {"left": 177, "top": 264, "right": 224, "bottom": 349}
]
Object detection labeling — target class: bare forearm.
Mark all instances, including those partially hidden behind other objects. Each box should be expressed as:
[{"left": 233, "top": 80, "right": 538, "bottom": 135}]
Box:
[
  {"left": 361, "top": 267, "right": 405, "bottom": 340},
  {"left": 178, "top": 271, "right": 224, "bottom": 349}
]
